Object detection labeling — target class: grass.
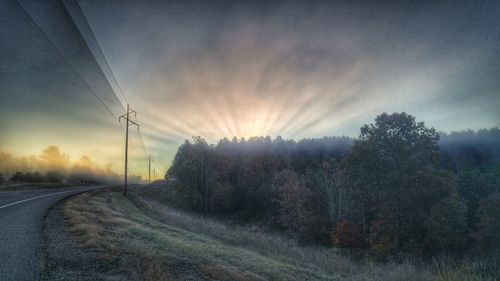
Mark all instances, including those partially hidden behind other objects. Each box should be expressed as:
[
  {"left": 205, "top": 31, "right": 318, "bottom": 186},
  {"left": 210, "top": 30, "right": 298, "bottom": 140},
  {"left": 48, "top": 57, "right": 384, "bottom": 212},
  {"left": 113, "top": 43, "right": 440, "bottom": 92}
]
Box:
[
  {"left": 133, "top": 194, "right": 433, "bottom": 281},
  {"left": 63, "top": 190, "right": 337, "bottom": 280},
  {"left": 60, "top": 187, "right": 499, "bottom": 281},
  {"left": 432, "top": 255, "right": 500, "bottom": 281}
]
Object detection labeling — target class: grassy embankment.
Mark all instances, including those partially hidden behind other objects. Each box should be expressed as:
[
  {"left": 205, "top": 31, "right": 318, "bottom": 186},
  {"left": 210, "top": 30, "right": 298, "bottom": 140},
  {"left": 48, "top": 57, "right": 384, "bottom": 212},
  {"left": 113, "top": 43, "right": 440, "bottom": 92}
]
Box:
[{"left": 60, "top": 186, "right": 498, "bottom": 281}]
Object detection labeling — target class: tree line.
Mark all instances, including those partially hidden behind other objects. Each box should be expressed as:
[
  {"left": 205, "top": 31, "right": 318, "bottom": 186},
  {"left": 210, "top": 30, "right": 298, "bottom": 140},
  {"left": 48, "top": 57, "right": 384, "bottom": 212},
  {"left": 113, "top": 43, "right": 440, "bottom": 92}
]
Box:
[
  {"left": 166, "top": 112, "right": 500, "bottom": 258},
  {"left": 0, "top": 146, "right": 142, "bottom": 185}
]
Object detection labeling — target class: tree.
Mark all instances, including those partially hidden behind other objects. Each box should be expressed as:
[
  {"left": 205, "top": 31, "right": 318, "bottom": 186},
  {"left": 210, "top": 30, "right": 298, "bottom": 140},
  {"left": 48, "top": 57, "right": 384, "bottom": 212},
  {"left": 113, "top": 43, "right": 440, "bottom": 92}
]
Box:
[
  {"left": 69, "top": 156, "right": 97, "bottom": 184},
  {"left": 340, "top": 112, "right": 459, "bottom": 255},
  {"left": 425, "top": 194, "right": 469, "bottom": 253},
  {"left": 39, "top": 146, "right": 69, "bottom": 173},
  {"left": 457, "top": 164, "right": 500, "bottom": 228},
  {"left": 10, "top": 171, "right": 25, "bottom": 182},
  {"left": 0, "top": 152, "right": 14, "bottom": 173},
  {"left": 305, "top": 160, "right": 341, "bottom": 228},
  {"left": 332, "top": 219, "right": 365, "bottom": 248},
  {"left": 24, "top": 172, "right": 44, "bottom": 183},
  {"left": 273, "top": 170, "right": 319, "bottom": 242},
  {"left": 475, "top": 192, "right": 500, "bottom": 253},
  {"left": 0, "top": 174, "right": 5, "bottom": 184},
  {"left": 167, "top": 137, "right": 214, "bottom": 213},
  {"left": 165, "top": 121, "right": 498, "bottom": 252},
  {"left": 45, "top": 171, "right": 64, "bottom": 183}
]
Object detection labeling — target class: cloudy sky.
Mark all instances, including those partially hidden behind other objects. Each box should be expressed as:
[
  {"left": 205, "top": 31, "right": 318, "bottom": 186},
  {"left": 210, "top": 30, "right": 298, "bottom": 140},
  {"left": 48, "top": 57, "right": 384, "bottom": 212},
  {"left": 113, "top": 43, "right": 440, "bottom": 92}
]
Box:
[{"left": 1, "top": 0, "right": 499, "bottom": 177}]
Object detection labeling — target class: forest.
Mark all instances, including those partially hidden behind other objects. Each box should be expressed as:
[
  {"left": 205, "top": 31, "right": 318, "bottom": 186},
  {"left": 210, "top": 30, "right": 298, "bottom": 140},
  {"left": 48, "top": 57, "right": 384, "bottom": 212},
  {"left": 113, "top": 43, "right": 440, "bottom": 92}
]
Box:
[
  {"left": 166, "top": 112, "right": 500, "bottom": 259},
  {"left": 0, "top": 146, "right": 142, "bottom": 185}
]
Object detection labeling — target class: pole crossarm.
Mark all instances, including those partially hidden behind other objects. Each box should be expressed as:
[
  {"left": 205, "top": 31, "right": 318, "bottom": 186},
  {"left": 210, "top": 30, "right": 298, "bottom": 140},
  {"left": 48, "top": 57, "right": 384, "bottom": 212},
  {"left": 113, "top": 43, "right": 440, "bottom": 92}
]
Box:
[
  {"left": 128, "top": 119, "right": 139, "bottom": 127},
  {"left": 119, "top": 114, "right": 139, "bottom": 128}
]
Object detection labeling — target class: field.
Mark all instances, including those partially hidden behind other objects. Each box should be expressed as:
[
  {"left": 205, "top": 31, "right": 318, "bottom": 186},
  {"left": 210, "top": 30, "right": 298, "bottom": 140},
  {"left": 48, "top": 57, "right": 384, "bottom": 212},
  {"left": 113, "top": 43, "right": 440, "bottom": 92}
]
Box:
[{"left": 40, "top": 186, "right": 498, "bottom": 281}]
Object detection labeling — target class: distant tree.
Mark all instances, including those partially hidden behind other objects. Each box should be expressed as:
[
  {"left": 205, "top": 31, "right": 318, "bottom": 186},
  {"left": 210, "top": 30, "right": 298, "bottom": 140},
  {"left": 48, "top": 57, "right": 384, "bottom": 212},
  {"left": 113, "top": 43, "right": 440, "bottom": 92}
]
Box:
[
  {"left": 341, "top": 112, "right": 459, "bottom": 255},
  {"left": 45, "top": 171, "right": 63, "bottom": 183},
  {"left": 24, "top": 172, "right": 44, "bottom": 183},
  {"left": 439, "top": 127, "right": 500, "bottom": 169},
  {"left": 0, "top": 174, "right": 5, "bottom": 184},
  {"left": 368, "top": 219, "right": 399, "bottom": 256},
  {"left": 209, "top": 182, "right": 233, "bottom": 214},
  {"left": 303, "top": 160, "right": 341, "bottom": 228},
  {"left": 39, "top": 146, "right": 69, "bottom": 173},
  {"left": 0, "top": 152, "right": 14, "bottom": 173},
  {"left": 474, "top": 192, "right": 500, "bottom": 253},
  {"left": 167, "top": 137, "right": 214, "bottom": 212},
  {"left": 168, "top": 135, "right": 354, "bottom": 224},
  {"left": 10, "top": 171, "right": 25, "bottom": 182},
  {"left": 332, "top": 219, "right": 365, "bottom": 248},
  {"left": 273, "top": 170, "right": 319, "bottom": 242},
  {"left": 69, "top": 156, "right": 97, "bottom": 184},
  {"left": 425, "top": 194, "right": 469, "bottom": 253},
  {"left": 457, "top": 164, "right": 500, "bottom": 228},
  {"left": 165, "top": 121, "right": 500, "bottom": 253}
]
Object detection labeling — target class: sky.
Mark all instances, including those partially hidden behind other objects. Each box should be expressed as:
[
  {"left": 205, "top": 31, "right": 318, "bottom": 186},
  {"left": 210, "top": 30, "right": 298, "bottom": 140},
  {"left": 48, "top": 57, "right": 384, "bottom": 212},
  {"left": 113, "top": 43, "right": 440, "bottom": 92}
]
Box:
[{"left": 1, "top": 0, "right": 500, "bottom": 177}]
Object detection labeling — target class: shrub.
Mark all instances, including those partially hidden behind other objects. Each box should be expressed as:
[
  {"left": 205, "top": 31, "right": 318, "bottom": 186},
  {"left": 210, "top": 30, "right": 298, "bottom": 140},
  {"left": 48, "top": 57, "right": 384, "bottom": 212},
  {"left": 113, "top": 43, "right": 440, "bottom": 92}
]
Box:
[
  {"left": 475, "top": 192, "right": 500, "bottom": 253},
  {"left": 332, "top": 220, "right": 366, "bottom": 248}
]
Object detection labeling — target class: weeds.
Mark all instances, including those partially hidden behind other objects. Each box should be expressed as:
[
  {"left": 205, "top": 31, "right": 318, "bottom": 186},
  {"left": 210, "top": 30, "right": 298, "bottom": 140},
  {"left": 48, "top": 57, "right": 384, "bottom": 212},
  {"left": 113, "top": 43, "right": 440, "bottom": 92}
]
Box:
[
  {"left": 135, "top": 195, "right": 435, "bottom": 281},
  {"left": 61, "top": 189, "right": 498, "bottom": 281}
]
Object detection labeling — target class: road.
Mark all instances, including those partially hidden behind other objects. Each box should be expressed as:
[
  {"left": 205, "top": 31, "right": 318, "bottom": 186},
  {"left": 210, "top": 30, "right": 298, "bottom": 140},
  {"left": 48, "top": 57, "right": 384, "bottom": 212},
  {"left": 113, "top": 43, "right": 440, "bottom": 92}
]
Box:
[{"left": 0, "top": 186, "right": 105, "bottom": 281}]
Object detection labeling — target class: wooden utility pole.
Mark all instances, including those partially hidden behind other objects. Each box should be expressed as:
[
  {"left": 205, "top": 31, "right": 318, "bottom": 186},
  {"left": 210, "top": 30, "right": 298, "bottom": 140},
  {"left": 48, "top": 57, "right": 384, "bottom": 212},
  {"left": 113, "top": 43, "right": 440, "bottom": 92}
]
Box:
[
  {"left": 119, "top": 104, "right": 138, "bottom": 196},
  {"left": 148, "top": 155, "right": 154, "bottom": 183}
]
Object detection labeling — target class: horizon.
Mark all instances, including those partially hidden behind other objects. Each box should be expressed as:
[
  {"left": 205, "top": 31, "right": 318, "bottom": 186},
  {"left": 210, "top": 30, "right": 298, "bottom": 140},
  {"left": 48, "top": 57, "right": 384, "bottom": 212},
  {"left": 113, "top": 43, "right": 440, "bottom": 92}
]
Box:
[{"left": 1, "top": 123, "right": 499, "bottom": 178}]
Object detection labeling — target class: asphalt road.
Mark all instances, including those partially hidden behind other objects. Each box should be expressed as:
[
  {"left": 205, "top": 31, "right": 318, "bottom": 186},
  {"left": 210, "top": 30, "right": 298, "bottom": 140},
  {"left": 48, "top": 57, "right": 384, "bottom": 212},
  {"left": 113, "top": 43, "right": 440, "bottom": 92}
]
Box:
[{"left": 0, "top": 186, "right": 105, "bottom": 281}]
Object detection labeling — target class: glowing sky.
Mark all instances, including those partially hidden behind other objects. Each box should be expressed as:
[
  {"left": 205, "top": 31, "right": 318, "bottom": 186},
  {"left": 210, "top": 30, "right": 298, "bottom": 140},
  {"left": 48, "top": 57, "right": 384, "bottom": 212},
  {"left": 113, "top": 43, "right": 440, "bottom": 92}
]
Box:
[{"left": 1, "top": 0, "right": 500, "bottom": 176}]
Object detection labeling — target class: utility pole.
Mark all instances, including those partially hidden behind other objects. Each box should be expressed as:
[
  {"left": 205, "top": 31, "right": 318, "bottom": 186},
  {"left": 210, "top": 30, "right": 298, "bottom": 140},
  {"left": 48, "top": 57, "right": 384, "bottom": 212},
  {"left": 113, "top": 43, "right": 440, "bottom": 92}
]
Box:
[
  {"left": 148, "top": 155, "right": 154, "bottom": 183},
  {"left": 119, "top": 104, "right": 139, "bottom": 196}
]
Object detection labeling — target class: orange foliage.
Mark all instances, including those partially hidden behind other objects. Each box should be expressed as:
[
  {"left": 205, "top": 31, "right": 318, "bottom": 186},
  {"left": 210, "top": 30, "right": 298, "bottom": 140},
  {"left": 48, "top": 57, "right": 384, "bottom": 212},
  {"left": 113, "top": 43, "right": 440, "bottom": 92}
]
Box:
[{"left": 332, "top": 220, "right": 365, "bottom": 248}]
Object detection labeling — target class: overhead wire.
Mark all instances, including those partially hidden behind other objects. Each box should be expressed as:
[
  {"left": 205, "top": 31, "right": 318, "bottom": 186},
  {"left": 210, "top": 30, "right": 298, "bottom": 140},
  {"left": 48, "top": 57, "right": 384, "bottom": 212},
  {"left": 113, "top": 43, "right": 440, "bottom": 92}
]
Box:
[
  {"left": 16, "top": 0, "right": 145, "bottom": 160},
  {"left": 71, "top": 1, "right": 234, "bottom": 159},
  {"left": 70, "top": 0, "right": 129, "bottom": 110},
  {"left": 14, "top": 0, "right": 120, "bottom": 121},
  {"left": 72, "top": 0, "right": 150, "bottom": 157}
]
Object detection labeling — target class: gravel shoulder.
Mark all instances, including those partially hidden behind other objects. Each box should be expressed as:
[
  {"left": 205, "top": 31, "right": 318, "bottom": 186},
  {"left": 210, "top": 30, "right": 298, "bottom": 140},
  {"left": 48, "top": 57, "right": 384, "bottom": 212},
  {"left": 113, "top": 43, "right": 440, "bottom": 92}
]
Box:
[
  {"left": 39, "top": 190, "right": 210, "bottom": 281},
  {"left": 39, "top": 198, "right": 104, "bottom": 281},
  {"left": 40, "top": 189, "right": 344, "bottom": 281}
]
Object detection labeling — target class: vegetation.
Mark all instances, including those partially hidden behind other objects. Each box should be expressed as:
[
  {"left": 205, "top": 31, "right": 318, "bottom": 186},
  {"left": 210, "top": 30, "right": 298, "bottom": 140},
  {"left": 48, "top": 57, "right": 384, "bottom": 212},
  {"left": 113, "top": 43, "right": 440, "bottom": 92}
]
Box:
[
  {"left": 56, "top": 188, "right": 499, "bottom": 280},
  {"left": 166, "top": 112, "right": 500, "bottom": 259},
  {"left": 0, "top": 146, "right": 143, "bottom": 185},
  {"left": 62, "top": 190, "right": 343, "bottom": 281},
  {"left": 43, "top": 112, "right": 499, "bottom": 280}
]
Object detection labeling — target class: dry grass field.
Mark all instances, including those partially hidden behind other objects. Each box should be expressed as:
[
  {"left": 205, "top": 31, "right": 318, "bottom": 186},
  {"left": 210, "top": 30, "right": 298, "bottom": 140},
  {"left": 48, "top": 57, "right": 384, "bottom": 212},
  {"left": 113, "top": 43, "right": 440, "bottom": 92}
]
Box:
[{"left": 56, "top": 187, "right": 497, "bottom": 281}]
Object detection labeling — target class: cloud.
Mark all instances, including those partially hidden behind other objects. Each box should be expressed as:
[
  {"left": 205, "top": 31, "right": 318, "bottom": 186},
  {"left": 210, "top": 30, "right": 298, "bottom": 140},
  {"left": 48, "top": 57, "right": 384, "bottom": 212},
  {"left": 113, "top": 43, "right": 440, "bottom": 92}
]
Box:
[{"left": 1, "top": 0, "right": 499, "bottom": 174}]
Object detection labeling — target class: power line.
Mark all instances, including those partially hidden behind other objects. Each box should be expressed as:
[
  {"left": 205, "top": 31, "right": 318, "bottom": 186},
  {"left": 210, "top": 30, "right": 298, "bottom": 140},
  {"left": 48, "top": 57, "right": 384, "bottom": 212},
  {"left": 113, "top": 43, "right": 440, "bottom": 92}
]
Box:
[
  {"left": 17, "top": 0, "right": 143, "bottom": 161},
  {"left": 14, "top": 0, "right": 119, "bottom": 120},
  {"left": 133, "top": 114, "right": 149, "bottom": 155},
  {"left": 67, "top": 0, "right": 148, "bottom": 157},
  {"left": 138, "top": 128, "right": 149, "bottom": 155},
  {"left": 17, "top": 0, "right": 151, "bottom": 178},
  {"left": 70, "top": 0, "right": 150, "bottom": 157},
  {"left": 67, "top": 0, "right": 129, "bottom": 109}
]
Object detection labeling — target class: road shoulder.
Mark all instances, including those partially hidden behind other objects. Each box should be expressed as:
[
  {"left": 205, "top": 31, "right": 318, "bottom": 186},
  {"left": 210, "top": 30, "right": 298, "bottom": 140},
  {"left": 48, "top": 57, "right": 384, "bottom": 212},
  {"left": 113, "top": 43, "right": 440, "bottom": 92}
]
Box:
[{"left": 39, "top": 199, "right": 105, "bottom": 281}]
